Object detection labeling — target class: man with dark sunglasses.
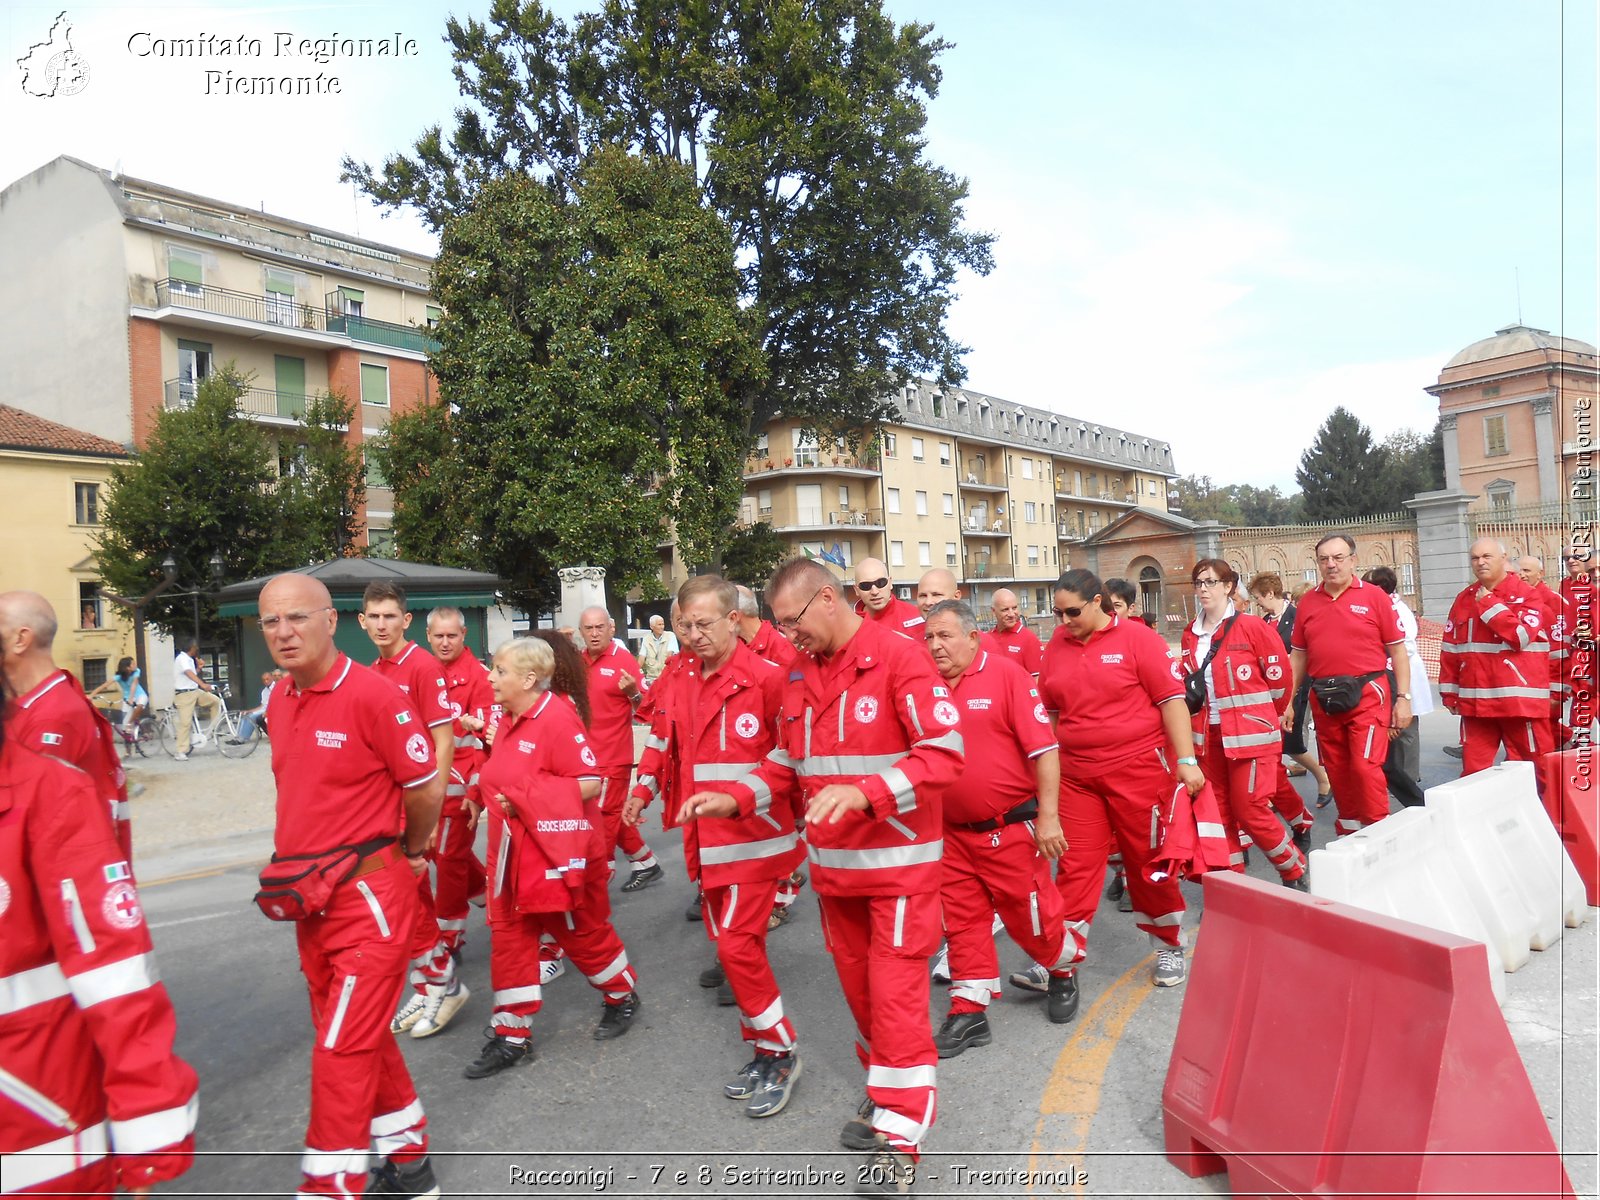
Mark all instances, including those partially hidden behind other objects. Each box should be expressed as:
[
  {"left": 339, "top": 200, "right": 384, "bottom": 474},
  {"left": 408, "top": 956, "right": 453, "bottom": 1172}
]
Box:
[{"left": 853, "top": 556, "right": 925, "bottom": 640}]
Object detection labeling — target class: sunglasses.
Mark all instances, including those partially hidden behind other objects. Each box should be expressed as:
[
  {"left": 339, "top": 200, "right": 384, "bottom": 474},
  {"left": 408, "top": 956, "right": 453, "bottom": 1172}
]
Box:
[
  {"left": 1053, "top": 603, "right": 1092, "bottom": 619},
  {"left": 856, "top": 577, "right": 891, "bottom": 592}
]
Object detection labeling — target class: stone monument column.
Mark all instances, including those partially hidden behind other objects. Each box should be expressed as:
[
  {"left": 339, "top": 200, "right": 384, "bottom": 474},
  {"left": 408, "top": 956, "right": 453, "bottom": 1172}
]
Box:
[
  {"left": 557, "top": 565, "right": 608, "bottom": 632},
  {"left": 1404, "top": 489, "right": 1476, "bottom": 623}
]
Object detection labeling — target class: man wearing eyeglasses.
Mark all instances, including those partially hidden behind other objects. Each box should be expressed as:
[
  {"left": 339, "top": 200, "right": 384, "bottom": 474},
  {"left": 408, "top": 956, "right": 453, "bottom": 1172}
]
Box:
[
  {"left": 853, "top": 556, "right": 925, "bottom": 640},
  {"left": 1286, "top": 534, "right": 1409, "bottom": 838},
  {"left": 682, "top": 558, "right": 964, "bottom": 1197},
  {"left": 1516, "top": 556, "right": 1568, "bottom": 750}
]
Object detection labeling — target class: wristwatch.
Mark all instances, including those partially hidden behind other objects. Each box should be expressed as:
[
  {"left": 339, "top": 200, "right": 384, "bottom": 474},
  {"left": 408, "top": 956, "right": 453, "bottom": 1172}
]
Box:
[
  {"left": 1397, "top": 692, "right": 1412, "bottom": 700},
  {"left": 1176, "top": 756, "right": 1198, "bottom": 767}
]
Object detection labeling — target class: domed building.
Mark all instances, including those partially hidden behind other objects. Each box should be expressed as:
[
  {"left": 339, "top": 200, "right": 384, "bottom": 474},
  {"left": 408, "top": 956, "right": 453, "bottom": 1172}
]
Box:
[{"left": 1426, "top": 324, "right": 1598, "bottom": 514}]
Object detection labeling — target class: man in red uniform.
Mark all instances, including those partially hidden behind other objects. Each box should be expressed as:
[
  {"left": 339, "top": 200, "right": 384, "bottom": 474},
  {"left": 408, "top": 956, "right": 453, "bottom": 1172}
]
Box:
[
  {"left": 259, "top": 572, "right": 445, "bottom": 1199},
  {"left": 1517, "top": 555, "right": 1568, "bottom": 749},
  {"left": 0, "top": 591, "right": 132, "bottom": 858},
  {"left": 735, "top": 584, "right": 797, "bottom": 669},
  {"left": 0, "top": 706, "right": 197, "bottom": 1197},
  {"left": 1440, "top": 539, "right": 1552, "bottom": 773},
  {"left": 1286, "top": 534, "right": 1411, "bottom": 837},
  {"left": 578, "top": 606, "right": 664, "bottom": 890},
  {"left": 853, "top": 556, "right": 925, "bottom": 640},
  {"left": 425, "top": 607, "right": 492, "bottom": 959},
  {"left": 358, "top": 582, "right": 466, "bottom": 1041},
  {"left": 687, "top": 558, "right": 964, "bottom": 1197},
  {"left": 626, "top": 576, "right": 806, "bottom": 1117},
  {"left": 988, "top": 588, "right": 1044, "bottom": 678},
  {"left": 923, "top": 600, "right": 1075, "bottom": 1056}
]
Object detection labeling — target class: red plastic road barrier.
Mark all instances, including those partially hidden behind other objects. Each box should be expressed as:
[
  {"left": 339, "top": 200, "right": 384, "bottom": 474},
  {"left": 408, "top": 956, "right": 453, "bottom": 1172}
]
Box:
[
  {"left": 1163, "top": 873, "right": 1574, "bottom": 1199},
  {"left": 1540, "top": 749, "right": 1600, "bottom": 907}
]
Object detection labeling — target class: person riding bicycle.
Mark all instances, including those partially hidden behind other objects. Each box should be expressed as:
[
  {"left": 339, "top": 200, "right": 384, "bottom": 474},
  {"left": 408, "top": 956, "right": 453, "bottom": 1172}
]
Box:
[
  {"left": 90, "top": 657, "right": 150, "bottom": 734},
  {"left": 230, "top": 670, "right": 280, "bottom": 744}
]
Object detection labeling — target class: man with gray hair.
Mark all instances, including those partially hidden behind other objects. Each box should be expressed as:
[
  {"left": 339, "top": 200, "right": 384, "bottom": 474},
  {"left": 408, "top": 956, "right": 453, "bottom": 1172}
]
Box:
[
  {"left": 1440, "top": 538, "right": 1552, "bottom": 773},
  {"left": 733, "top": 584, "right": 796, "bottom": 668}
]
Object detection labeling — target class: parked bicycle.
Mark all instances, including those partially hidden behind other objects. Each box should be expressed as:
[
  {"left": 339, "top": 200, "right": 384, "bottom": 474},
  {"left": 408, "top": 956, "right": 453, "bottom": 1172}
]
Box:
[{"left": 156, "top": 690, "right": 262, "bottom": 759}]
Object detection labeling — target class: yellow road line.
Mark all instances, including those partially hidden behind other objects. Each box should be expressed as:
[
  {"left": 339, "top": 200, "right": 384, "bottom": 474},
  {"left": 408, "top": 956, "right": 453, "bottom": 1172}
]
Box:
[{"left": 141, "top": 858, "right": 264, "bottom": 887}]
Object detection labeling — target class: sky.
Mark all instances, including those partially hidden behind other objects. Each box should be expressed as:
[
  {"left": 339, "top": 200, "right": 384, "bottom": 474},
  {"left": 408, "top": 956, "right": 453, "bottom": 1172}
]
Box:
[{"left": 3, "top": 0, "right": 1594, "bottom": 492}]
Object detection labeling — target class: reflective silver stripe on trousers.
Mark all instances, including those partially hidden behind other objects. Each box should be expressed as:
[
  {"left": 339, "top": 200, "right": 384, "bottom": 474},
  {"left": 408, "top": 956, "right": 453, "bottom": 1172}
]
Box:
[
  {"left": 370, "top": 1098, "right": 426, "bottom": 1157},
  {"left": 808, "top": 840, "right": 943, "bottom": 870},
  {"left": 2, "top": 1122, "right": 110, "bottom": 1193},
  {"left": 867, "top": 1063, "right": 937, "bottom": 1090},
  {"left": 323, "top": 974, "right": 357, "bottom": 1049},
  {"left": 299, "top": 1147, "right": 368, "bottom": 1180},
  {"left": 949, "top": 977, "right": 999, "bottom": 1004},
  {"left": 356, "top": 880, "right": 391, "bottom": 938},
  {"left": 110, "top": 1095, "right": 199, "bottom": 1155},
  {"left": 587, "top": 950, "right": 630, "bottom": 985},
  {"left": 699, "top": 831, "right": 800, "bottom": 865},
  {"left": 494, "top": 985, "right": 542, "bottom": 1007}
]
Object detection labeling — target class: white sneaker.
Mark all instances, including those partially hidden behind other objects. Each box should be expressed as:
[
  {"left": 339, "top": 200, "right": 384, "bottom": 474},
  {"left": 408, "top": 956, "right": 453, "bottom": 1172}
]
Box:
[
  {"left": 391, "top": 991, "right": 427, "bottom": 1033},
  {"left": 540, "top": 956, "right": 567, "bottom": 985},
  {"left": 412, "top": 981, "right": 470, "bottom": 1038},
  {"left": 171, "top": 753, "right": 189, "bottom": 762},
  {"left": 930, "top": 943, "right": 951, "bottom": 985},
  {"left": 1153, "top": 945, "right": 1187, "bottom": 988},
  {"left": 1008, "top": 964, "right": 1049, "bottom": 993},
  {"left": 990, "top": 912, "right": 1005, "bottom": 936}
]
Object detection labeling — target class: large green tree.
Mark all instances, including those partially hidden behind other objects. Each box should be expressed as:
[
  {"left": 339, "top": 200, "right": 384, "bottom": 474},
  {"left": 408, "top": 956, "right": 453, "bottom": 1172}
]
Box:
[
  {"left": 1372, "top": 423, "right": 1445, "bottom": 509},
  {"left": 375, "top": 149, "right": 765, "bottom": 612},
  {"left": 276, "top": 390, "right": 367, "bottom": 559},
  {"left": 719, "top": 521, "right": 789, "bottom": 592},
  {"left": 342, "top": 0, "right": 993, "bottom": 436},
  {"left": 1295, "top": 407, "right": 1393, "bottom": 521}
]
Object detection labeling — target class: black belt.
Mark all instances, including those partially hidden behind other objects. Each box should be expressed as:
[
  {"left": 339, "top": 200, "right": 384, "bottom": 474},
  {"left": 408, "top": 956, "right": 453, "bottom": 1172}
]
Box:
[{"left": 954, "top": 798, "right": 1038, "bottom": 834}]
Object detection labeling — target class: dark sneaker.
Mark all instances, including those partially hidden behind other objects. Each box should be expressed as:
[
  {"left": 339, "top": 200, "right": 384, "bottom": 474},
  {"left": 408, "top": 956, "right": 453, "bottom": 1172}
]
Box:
[
  {"left": 745, "top": 1052, "right": 801, "bottom": 1118},
  {"left": 685, "top": 894, "right": 704, "bottom": 922},
  {"left": 1284, "top": 872, "right": 1311, "bottom": 893},
  {"left": 1105, "top": 871, "right": 1125, "bottom": 902},
  {"left": 717, "top": 980, "right": 736, "bottom": 1006},
  {"left": 621, "top": 864, "right": 664, "bottom": 892},
  {"left": 1117, "top": 890, "right": 1134, "bottom": 913},
  {"left": 841, "top": 1094, "right": 878, "bottom": 1151},
  {"left": 1153, "top": 945, "right": 1187, "bottom": 987},
  {"left": 725, "top": 1057, "right": 768, "bottom": 1100},
  {"left": 698, "top": 962, "right": 726, "bottom": 989},
  {"left": 1443, "top": 744, "right": 1464, "bottom": 760},
  {"left": 933, "top": 1011, "right": 992, "bottom": 1058},
  {"left": 1047, "top": 971, "right": 1079, "bottom": 1024},
  {"left": 364, "top": 1154, "right": 441, "bottom": 1198},
  {"left": 594, "top": 992, "right": 641, "bottom": 1040},
  {"left": 855, "top": 1140, "right": 915, "bottom": 1197},
  {"left": 464, "top": 1034, "right": 530, "bottom": 1079},
  {"left": 1008, "top": 964, "right": 1048, "bottom": 993},
  {"left": 1292, "top": 825, "right": 1312, "bottom": 854}
]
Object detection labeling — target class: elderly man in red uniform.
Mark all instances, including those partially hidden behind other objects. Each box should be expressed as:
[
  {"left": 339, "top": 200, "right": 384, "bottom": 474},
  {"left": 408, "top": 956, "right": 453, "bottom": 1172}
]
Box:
[
  {"left": 1440, "top": 539, "right": 1552, "bottom": 773},
  {"left": 686, "top": 558, "right": 963, "bottom": 1198},
  {"left": 923, "top": 600, "right": 1075, "bottom": 1056},
  {"left": 1517, "top": 555, "right": 1568, "bottom": 749},
  {"left": 426, "top": 606, "right": 492, "bottom": 959},
  {"left": 360, "top": 582, "right": 468, "bottom": 1041},
  {"left": 0, "top": 703, "right": 198, "bottom": 1197},
  {"left": 259, "top": 573, "right": 445, "bottom": 1199},
  {"left": 578, "top": 605, "right": 665, "bottom": 891},
  {"left": 625, "top": 575, "right": 806, "bottom": 1117},
  {"left": 853, "top": 556, "right": 925, "bottom": 640},
  {"left": 1286, "top": 534, "right": 1411, "bottom": 837},
  {"left": 988, "top": 588, "right": 1044, "bottom": 678},
  {"left": 735, "top": 584, "right": 797, "bottom": 668}
]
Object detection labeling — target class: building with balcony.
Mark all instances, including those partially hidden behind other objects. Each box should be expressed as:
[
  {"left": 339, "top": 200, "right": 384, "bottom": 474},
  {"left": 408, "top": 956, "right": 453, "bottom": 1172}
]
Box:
[{"left": 0, "top": 155, "right": 443, "bottom": 552}]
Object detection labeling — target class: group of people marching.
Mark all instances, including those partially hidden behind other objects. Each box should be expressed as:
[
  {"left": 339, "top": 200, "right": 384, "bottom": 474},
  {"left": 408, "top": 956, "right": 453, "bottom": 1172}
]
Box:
[{"left": 0, "top": 531, "right": 1591, "bottom": 1198}]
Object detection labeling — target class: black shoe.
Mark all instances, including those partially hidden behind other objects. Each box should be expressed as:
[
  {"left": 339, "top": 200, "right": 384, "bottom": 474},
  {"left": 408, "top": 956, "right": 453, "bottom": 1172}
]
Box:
[
  {"left": 1047, "top": 971, "right": 1079, "bottom": 1024},
  {"left": 621, "top": 864, "right": 663, "bottom": 892},
  {"left": 933, "top": 1011, "right": 992, "bottom": 1058},
  {"left": 1284, "top": 872, "right": 1311, "bottom": 893},
  {"left": 698, "top": 963, "right": 726, "bottom": 989},
  {"left": 685, "top": 894, "right": 704, "bottom": 922},
  {"left": 1315, "top": 790, "right": 1334, "bottom": 809},
  {"left": 1240, "top": 847, "right": 1251, "bottom": 868},
  {"left": 364, "top": 1154, "right": 441, "bottom": 1198},
  {"left": 1444, "top": 744, "right": 1464, "bottom": 760},
  {"left": 464, "top": 1035, "right": 530, "bottom": 1079},
  {"left": 594, "top": 992, "right": 641, "bottom": 1040},
  {"left": 1292, "top": 826, "right": 1312, "bottom": 854},
  {"left": 717, "top": 980, "right": 736, "bottom": 1006},
  {"left": 840, "top": 1094, "right": 878, "bottom": 1150},
  {"left": 725, "top": 1057, "right": 768, "bottom": 1100},
  {"left": 745, "top": 1051, "right": 802, "bottom": 1118},
  {"left": 1105, "top": 872, "right": 1125, "bottom": 902}
]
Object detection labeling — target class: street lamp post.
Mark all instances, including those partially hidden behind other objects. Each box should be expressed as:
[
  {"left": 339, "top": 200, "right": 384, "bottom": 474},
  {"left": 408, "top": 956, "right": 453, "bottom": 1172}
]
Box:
[{"left": 102, "top": 555, "right": 180, "bottom": 692}]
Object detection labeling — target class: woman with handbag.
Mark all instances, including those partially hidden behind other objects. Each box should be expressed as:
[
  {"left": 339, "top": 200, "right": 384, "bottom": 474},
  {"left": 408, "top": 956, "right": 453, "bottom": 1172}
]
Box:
[
  {"left": 1180, "top": 560, "right": 1309, "bottom": 890},
  {"left": 465, "top": 637, "right": 644, "bottom": 1080}
]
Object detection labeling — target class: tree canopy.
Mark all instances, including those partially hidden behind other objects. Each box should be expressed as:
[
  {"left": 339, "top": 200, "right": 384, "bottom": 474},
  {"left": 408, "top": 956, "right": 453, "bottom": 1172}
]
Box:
[
  {"left": 342, "top": 0, "right": 993, "bottom": 436},
  {"left": 374, "top": 148, "right": 764, "bottom": 613},
  {"left": 719, "top": 521, "right": 789, "bottom": 593},
  {"left": 1171, "top": 475, "right": 1304, "bottom": 526},
  {"left": 1296, "top": 407, "right": 1394, "bottom": 521}
]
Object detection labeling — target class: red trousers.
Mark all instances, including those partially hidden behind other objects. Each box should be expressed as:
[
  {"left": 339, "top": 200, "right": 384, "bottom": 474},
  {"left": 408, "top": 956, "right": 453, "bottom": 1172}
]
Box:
[
  {"left": 1311, "top": 692, "right": 1391, "bottom": 837},
  {"left": 704, "top": 877, "right": 797, "bottom": 1053},
  {"left": 818, "top": 891, "right": 940, "bottom": 1158},
  {"left": 488, "top": 867, "right": 636, "bottom": 1039},
  {"left": 1460, "top": 714, "right": 1553, "bottom": 775},
  {"left": 941, "top": 823, "right": 1070, "bottom": 1012},
  {"left": 295, "top": 857, "right": 428, "bottom": 1196},
  {"left": 599, "top": 771, "right": 647, "bottom": 874},
  {"left": 404, "top": 870, "right": 453, "bottom": 996},
  {"left": 432, "top": 806, "right": 485, "bottom": 954},
  {"left": 1269, "top": 759, "right": 1314, "bottom": 832},
  {"left": 1055, "top": 748, "right": 1185, "bottom": 955},
  {"left": 1201, "top": 740, "right": 1305, "bottom": 881}
]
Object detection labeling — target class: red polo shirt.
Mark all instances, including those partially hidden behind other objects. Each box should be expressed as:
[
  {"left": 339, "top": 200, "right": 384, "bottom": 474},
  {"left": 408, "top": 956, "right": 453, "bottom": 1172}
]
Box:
[
  {"left": 583, "top": 641, "right": 645, "bottom": 770},
  {"left": 1290, "top": 578, "right": 1403, "bottom": 677},
  {"left": 855, "top": 595, "right": 926, "bottom": 639},
  {"left": 477, "top": 691, "right": 600, "bottom": 797},
  {"left": 1038, "top": 615, "right": 1185, "bottom": 779},
  {"left": 987, "top": 623, "right": 1044, "bottom": 676},
  {"left": 941, "top": 652, "right": 1055, "bottom": 824},
  {"left": 369, "top": 641, "right": 455, "bottom": 729},
  {"left": 7, "top": 670, "right": 125, "bottom": 846},
  {"left": 267, "top": 654, "right": 439, "bottom": 856}
]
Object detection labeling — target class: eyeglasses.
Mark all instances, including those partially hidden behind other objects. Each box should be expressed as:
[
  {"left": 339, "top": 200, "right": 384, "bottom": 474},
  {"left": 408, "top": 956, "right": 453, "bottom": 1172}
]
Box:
[
  {"left": 1193, "top": 578, "right": 1226, "bottom": 591},
  {"left": 1567, "top": 555, "right": 1590, "bottom": 562},
  {"left": 856, "top": 577, "right": 891, "bottom": 592},
  {"left": 258, "top": 607, "right": 332, "bottom": 632},
  {"left": 1053, "top": 603, "right": 1090, "bottom": 619},
  {"left": 682, "top": 618, "right": 729, "bottom": 636},
  {"left": 775, "top": 587, "right": 826, "bottom": 630}
]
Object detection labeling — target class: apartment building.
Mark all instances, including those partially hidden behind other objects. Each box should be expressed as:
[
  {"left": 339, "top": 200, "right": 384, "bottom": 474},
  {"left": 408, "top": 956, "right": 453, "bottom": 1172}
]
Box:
[
  {"left": 0, "top": 156, "right": 442, "bottom": 552},
  {"left": 721, "top": 379, "right": 1178, "bottom": 619}
]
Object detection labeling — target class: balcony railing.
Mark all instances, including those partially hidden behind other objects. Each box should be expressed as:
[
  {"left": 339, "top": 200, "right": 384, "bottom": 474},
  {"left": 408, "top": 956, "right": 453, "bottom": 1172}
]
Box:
[
  {"left": 324, "top": 294, "right": 441, "bottom": 354},
  {"left": 1058, "top": 522, "right": 1086, "bottom": 541},
  {"left": 156, "top": 278, "right": 327, "bottom": 331},
  {"left": 781, "top": 508, "right": 885, "bottom": 529},
  {"left": 164, "top": 378, "right": 336, "bottom": 424},
  {"left": 963, "top": 557, "right": 1017, "bottom": 579},
  {"left": 958, "top": 474, "right": 1006, "bottom": 491},
  {"left": 964, "top": 516, "right": 1009, "bottom": 534}
]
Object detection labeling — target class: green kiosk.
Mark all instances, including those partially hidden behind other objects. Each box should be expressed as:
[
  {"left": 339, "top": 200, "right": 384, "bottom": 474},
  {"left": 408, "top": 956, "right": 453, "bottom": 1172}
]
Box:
[{"left": 216, "top": 558, "right": 505, "bottom": 684}]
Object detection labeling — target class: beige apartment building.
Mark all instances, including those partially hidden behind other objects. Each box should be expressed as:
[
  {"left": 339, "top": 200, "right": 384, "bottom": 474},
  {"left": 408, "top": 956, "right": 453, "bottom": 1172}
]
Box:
[{"left": 0, "top": 155, "right": 443, "bottom": 552}]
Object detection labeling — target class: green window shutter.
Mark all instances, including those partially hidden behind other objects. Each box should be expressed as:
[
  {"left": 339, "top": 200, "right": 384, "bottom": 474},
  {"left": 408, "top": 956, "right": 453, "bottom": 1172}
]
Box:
[
  {"left": 168, "top": 248, "right": 202, "bottom": 284},
  {"left": 338, "top": 286, "right": 366, "bottom": 303},
  {"left": 365, "top": 453, "right": 389, "bottom": 488},
  {"left": 177, "top": 338, "right": 212, "bottom": 355},
  {"left": 265, "top": 269, "right": 295, "bottom": 296},
  {"left": 360, "top": 363, "right": 388, "bottom": 405},
  {"left": 426, "top": 305, "right": 442, "bottom": 323}
]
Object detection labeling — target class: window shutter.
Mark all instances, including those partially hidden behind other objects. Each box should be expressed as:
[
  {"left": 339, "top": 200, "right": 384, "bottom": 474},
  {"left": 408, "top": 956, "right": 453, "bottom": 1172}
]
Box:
[
  {"left": 265, "top": 269, "right": 295, "bottom": 296},
  {"left": 168, "top": 248, "right": 202, "bottom": 283},
  {"left": 339, "top": 286, "right": 366, "bottom": 303}
]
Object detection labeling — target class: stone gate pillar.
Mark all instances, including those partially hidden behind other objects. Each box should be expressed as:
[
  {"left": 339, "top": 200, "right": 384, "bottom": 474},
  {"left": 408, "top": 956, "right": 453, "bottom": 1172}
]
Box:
[
  {"left": 557, "top": 565, "right": 607, "bottom": 631},
  {"left": 1405, "top": 489, "right": 1477, "bottom": 622}
]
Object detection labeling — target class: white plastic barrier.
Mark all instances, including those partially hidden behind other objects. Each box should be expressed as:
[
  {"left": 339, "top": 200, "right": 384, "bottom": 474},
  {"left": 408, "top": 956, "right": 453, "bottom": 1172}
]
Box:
[
  {"left": 1426, "top": 761, "right": 1588, "bottom": 962},
  {"left": 1309, "top": 806, "right": 1507, "bottom": 1004}
]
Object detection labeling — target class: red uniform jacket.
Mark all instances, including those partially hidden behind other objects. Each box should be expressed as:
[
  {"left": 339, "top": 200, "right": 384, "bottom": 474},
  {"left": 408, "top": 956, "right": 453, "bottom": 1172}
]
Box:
[
  {"left": 634, "top": 653, "right": 693, "bottom": 830},
  {"left": 1146, "top": 779, "right": 1233, "bottom": 883},
  {"left": 630, "top": 640, "right": 803, "bottom": 886},
  {"left": 1179, "top": 612, "right": 1290, "bottom": 758},
  {"left": 7, "top": 670, "right": 131, "bottom": 858},
  {"left": 722, "top": 618, "right": 964, "bottom": 897},
  {"left": 441, "top": 647, "right": 496, "bottom": 806},
  {"left": 747, "top": 621, "right": 798, "bottom": 669},
  {"left": 1528, "top": 580, "right": 1567, "bottom": 710},
  {"left": 1439, "top": 576, "right": 1551, "bottom": 718},
  {"left": 0, "top": 739, "right": 197, "bottom": 1192}
]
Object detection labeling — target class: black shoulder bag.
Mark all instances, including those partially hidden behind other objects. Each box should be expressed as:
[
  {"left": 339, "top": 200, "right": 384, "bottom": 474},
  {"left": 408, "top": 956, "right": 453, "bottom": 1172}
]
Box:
[{"left": 1183, "top": 616, "right": 1237, "bottom": 715}]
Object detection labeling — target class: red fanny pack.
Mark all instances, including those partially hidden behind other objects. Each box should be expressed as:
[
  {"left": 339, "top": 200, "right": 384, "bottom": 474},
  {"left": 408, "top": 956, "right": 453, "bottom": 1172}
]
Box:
[{"left": 254, "top": 837, "right": 395, "bottom": 921}]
